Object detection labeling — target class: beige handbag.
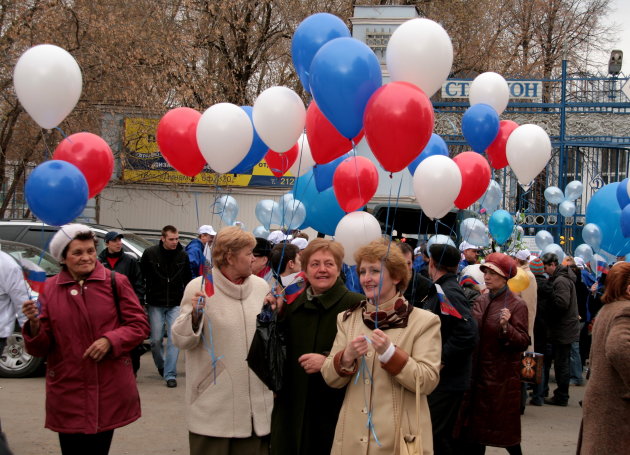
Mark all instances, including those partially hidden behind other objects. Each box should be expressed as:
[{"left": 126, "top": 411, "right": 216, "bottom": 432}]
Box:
[{"left": 398, "top": 374, "right": 422, "bottom": 455}]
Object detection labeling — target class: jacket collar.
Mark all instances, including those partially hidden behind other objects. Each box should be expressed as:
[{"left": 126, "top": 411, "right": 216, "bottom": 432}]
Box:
[
  {"left": 56, "top": 261, "right": 107, "bottom": 285},
  {"left": 294, "top": 278, "right": 348, "bottom": 311},
  {"left": 212, "top": 267, "right": 253, "bottom": 300}
]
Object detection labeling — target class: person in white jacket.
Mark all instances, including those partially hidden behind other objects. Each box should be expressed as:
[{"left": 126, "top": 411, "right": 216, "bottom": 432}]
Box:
[
  {"left": 172, "top": 226, "right": 273, "bottom": 455},
  {"left": 0, "top": 250, "right": 29, "bottom": 355}
]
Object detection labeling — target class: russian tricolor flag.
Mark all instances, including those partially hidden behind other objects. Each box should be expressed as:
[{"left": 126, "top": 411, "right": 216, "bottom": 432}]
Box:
[
  {"left": 284, "top": 272, "right": 307, "bottom": 305},
  {"left": 19, "top": 258, "right": 47, "bottom": 293}
]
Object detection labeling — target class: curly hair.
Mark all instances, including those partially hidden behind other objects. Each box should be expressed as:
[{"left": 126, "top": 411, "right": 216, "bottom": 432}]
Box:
[
  {"left": 354, "top": 239, "right": 410, "bottom": 292},
  {"left": 212, "top": 226, "right": 256, "bottom": 269}
]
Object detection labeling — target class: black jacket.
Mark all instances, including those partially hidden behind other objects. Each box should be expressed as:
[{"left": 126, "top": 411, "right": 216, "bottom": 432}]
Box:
[
  {"left": 422, "top": 273, "right": 478, "bottom": 391},
  {"left": 98, "top": 249, "right": 145, "bottom": 303},
  {"left": 547, "top": 265, "right": 580, "bottom": 344},
  {"left": 533, "top": 274, "right": 554, "bottom": 353},
  {"left": 404, "top": 272, "right": 432, "bottom": 308},
  {"left": 140, "top": 241, "right": 192, "bottom": 307}
]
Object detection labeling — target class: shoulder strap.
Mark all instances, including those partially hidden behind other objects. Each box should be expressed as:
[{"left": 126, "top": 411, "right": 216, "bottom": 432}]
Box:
[{"left": 110, "top": 270, "right": 121, "bottom": 322}]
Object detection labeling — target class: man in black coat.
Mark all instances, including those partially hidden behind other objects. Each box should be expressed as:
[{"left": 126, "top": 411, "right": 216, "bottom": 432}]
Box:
[
  {"left": 423, "top": 243, "right": 478, "bottom": 455},
  {"left": 397, "top": 242, "right": 432, "bottom": 307},
  {"left": 140, "top": 225, "right": 192, "bottom": 388}
]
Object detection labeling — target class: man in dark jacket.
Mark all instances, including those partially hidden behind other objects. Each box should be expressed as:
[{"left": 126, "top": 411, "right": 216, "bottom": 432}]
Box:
[
  {"left": 99, "top": 231, "right": 146, "bottom": 375},
  {"left": 541, "top": 253, "right": 580, "bottom": 406},
  {"left": 397, "top": 242, "right": 432, "bottom": 306},
  {"left": 140, "top": 225, "right": 192, "bottom": 388},
  {"left": 423, "top": 243, "right": 478, "bottom": 455}
]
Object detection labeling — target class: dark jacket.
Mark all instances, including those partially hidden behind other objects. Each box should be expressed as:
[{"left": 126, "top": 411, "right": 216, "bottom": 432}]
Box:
[
  {"left": 140, "top": 241, "right": 192, "bottom": 307},
  {"left": 422, "top": 273, "right": 478, "bottom": 392},
  {"left": 270, "top": 278, "right": 363, "bottom": 455},
  {"left": 98, "top": 249, "right": 145, "bottom": 303},
  {"left": 533, "top": 274, "right": 554, "bottom": 353},
  {"left": 404, "top": 271, "right": 432, "bottom": 308},
  {"left": 547, "top": 265, "right": 580, "bottom": 344}
]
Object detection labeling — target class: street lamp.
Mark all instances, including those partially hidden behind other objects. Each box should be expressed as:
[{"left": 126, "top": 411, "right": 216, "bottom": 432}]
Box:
[{"left": 609, "top": 49, "right": 623, "bottom": 76}]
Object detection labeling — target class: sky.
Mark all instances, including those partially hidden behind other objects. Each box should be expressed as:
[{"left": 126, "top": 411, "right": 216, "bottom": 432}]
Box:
[{"left": 593, "top": 0, "right": 630, "bottom": 75}]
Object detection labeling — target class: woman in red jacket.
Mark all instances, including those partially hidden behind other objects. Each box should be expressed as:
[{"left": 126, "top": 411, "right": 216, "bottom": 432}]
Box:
[{"left": 22, "top": 224, "right": 150, "bottom": 455}]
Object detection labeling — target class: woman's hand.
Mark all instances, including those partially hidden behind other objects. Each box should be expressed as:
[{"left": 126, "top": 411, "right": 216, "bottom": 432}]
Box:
[
  {"left": 83, "top": 337, "right": 111, "bottom": 362},
  {"left": 298, "top": 353, "right": 326, "bottom": 374},
  {"left": 371, "top": 329, "right": 391, "bottom": 355},
  {"left": 499, "top": 308, "right": 512, "bottom": 330},
  {"left": 191, "top": 291, "right": 206, "bottom": 327},
  {"left": 341, "top": 335, "right": 369, "bottom": 368},
  {"left": 265, "top": 287, "right": 284, "bottom": 313},
  {"left": 22, "top": 300, "right": 40, "bottom": 335}
]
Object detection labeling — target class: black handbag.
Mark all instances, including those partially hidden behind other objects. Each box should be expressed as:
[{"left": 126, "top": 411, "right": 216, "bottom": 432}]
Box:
[{"left": 246, "top": 303, "right": 286, "bottom": 392}]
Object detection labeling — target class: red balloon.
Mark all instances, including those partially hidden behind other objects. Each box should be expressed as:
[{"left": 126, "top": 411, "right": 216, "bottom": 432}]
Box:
[
  {"left": 53, "top": 132, "right": 114, "bottom": 199},
  {"left": 332, "top": 156, "right": 378, "bottom": 212},
  {"left": 265, "top": 144, "right": 298, "bottom": 178},
  {"left": 305, "top": 100, "right": 364, "bottom": 165},
  {"left": 486, "top": 120, "right": 519, "bottom": 169},
  {"left": 156, "top": 107, "right": 206, "bottom": 177},
  {"left": 453, "top": 151, "right": 491, "bottom": 209},
  {"left": 364, "top": 81, "right": 434, "bottom": 173}
]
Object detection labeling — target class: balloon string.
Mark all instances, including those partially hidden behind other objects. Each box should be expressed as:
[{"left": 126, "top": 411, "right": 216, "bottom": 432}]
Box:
[
  {"left": 353, "top": 355, "right": 382, "bottom": 447},
  {"left": 54, "top": 127, "right": 70, "bottom": 140},
  {"left": 194, "top": 192, "right": 200, "bottom": 229}
]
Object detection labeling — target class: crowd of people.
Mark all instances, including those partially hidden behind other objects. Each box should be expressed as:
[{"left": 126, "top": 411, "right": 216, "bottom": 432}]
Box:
[{"left": 1, "top": 223, "right": 629, "bottom": 455}]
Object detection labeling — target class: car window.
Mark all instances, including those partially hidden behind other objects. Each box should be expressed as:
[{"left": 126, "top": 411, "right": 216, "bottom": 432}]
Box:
[
  {"left": 0, "top": 225, "right": 26, "bottom": 241},
  {"left": 120, "top": 232, "right": 152, "bottom": 254},
  {"left": 0, "top": 242, "right": 61, "bottom": 276},
  {"left": 21, "top": 228, "right": 59, "bottom": 250}
]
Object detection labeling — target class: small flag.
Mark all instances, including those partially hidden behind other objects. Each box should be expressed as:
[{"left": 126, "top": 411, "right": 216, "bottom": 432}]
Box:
[
  {"left": 459, "top": 275, "right": 480, "bottom": 287},
  {"left": 204, "top": 269, "right": 215, "bottom": 298},
  {"left": 284, "top": 272, "right": 307, "bottom": 305},
  {"left": 19, "top": 258, "right": 47, "bottom": 293},
  {"left": 596, "top": 260, "right": 609, "bottom": 275},
  {"left": 435, "top": 283, "right": 463, "bottom": 319}
]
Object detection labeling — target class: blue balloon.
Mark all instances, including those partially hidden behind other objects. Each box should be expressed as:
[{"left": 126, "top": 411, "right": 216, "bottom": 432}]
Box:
[
  {"left": 230, "top": 106, "right": 269, "bottom": 174},
  {"left": 616, "top": 178, "right": 630, "bottom": 209},
  {"left": 310, "top": 37, "right": 382, "bottom": 139},
  {"left": 586, "top": 183, "right": 630, "bottom": 255},
  {"left": 621, "top": 205, "right": 630, "bottom": 238},
  {"left": 488, "top": 209, "right": 514, "bottom": 244},
  {"left": 25, "top": 160, "right": 88, "bottom": 226},
  {"left": 461, "top": 104, "right": 500, "bottom": 154},
  {"left": 407, "top": 133, "right": 449, "bottom": 176},
  {"left": 307, "top": 187, "right": 346, "bottom": 236},
  {"left": 292, "top": 170, "right": 319, "bottom": 229},
  {"left": 312, "top": 152, "right": 350, "bottom": 192},
  {"left": 291, "top": 13, "right": 350, "bottom": 93}
]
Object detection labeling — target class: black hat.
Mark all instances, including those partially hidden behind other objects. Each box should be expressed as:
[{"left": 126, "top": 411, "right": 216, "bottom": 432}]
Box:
[
  {"left": 104, "top": 231, "right": 123, "bottom": 243},
  {"left": 429, "top": 244, "right": 461, "bottom": 268},
  {"left": 253, "top": 237, "right": 272, "bottom": 258}
]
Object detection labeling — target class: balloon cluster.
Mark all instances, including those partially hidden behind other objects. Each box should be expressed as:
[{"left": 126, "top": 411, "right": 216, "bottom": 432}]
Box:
[
  {"left": 586, "top": 183, "right": 630, "bottom": 256},
  {"left": 543, "top": 180, "right": 583, "bottom": 217},
  {"left": 15, "top": 45, "right": 114, "bottom": 226}
]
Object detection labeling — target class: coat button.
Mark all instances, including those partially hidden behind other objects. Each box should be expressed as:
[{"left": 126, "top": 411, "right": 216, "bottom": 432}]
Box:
[
  {"left": 360, "top": 437, "right": 368, "bottom": 443},
  {"left": 364, "top": 379, "right": 370, "bottom": 385},
  {"left": 366, "top": 351, "right": 373, "bottom": 358},
  {"left": 48, "top": 370, "right": 55, "bottom": 377},
  {"left": 362, "top": 407, "right": 368, "bottom": 414}
]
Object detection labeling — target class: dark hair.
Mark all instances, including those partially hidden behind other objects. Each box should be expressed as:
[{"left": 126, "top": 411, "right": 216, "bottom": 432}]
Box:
[
  {"left": 396, "top": 242, "right": 414, "bottom": 257},
  {"left": 541, "top": 253, "right": 559, "bottom": 265},
  {"left": 270, "top": 244, "right": 299, "bottom": 275},
  {"left": 602, "top": 262, "right": 630, "bottom": 304},
  {"left": 161, "top": 225, "right": 177, "bottom": 237},
  {"left": 61, "top": 231, "right": 97, "bottom": 260}
]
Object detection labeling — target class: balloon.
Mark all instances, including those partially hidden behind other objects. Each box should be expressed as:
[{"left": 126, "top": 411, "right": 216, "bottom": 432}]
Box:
[
  {"left": 622, "top": 205, "right": 630, "bottom": 238},
  {"left": 334, "top": 212, "right": 382, "bottom": 266},
  {"left": 386, "top": 18, "right": 453, "bottom": 97},
  {"left": 480, "top": 180, "right": 502, "bottom": 214},
  {"left": 291, "top": 13, "right": 350, "bottom": 93},
  {"left": 486, "top": 120, "right": 518, "bottom": 169},
  {"left": 289, "top": 133, "right": 316, "bottom": 178},
  {"left": 278, "top": 193, "right": 307, "bottom": 230},
  {"left": 305, "top": 100, "right": 363, "bottom": 165},
  {"left": 582, "top": 223, "right": 603, "bottom": 252},
  {"left": 469, "top": 72, "right": 510, "bottom": 115},
  {"left": 253, "top": 225, "right": 270, "bottom": 239},
  {"left": 488, "top": 210, "right": 514, "bottom": 244},
  {"left": 156, "top": 107, "right": 206, "bottom": 177},
  {"left": 564, "top": 180, "right": 584, "bottom": 202},
  {"left": 13, "top": 44, "right": 82, "bottom": 129},
  {"left": 253, "top": 86, "right": 305, "bottom": 153},
  {"left": 452, "top": 152, "right": 491, "bottom": 209},
  {"left": 407, "top": 133, "right": 448, "bottom": 176},
  {"left": 460, "top": 218, "right": 490, "bottom": 247},
  {"left": 230, "top": 106, "right": 269, "bottom": 174},
  {"left": 617, "top": 178, "right": 630, "bottom": 209},
  {"left": 508, "top": 267, "right": 530, "bottom": 293},
  {"left": 542, "top": 243, "right": 565, "bottom": 263},
  {"left": 310, "top": 37, "right": 382, "bottom": 139},
  {"left": 332, "top": 156, "right": 379, "bottom": 213},
  {"left": 506, "top": 124, "right": 552, "bottom": 189},
  {"left": 25, "top": 160, "right": 88, "bottom": 226},
  {"left": 197, "top": 103, "right": 252, "bottom": 174},
  {"left": 427, "top": 235, "right": 456, "bottom": 255},
  {"left": 535, "top": 230, "right": 554, "bottom": 250},
  {"left": 313, "top": 153, "right": 350, "bottom": 192},
  {"left": 544, "top": 186, "right": 565, "bottom": 205},
  {"left": 413, "top": 155, "right": 462, "bottom": 219},
  {"left": 306, "top": 186, "right": 347, "bottom": 236},
  {"left": 364, "top": 81, "right": 434, "bottom": 173},
  {"left": 265, "top": 144, "right": 298, "bottom": 178},
  {"left": 574, "top": 244, "right": 594, "bottom": 267},
  {"left": 255, "top": 199, "right": 280, "bottom": 230},
  {"left": 559, "top": 200, "right": 576, "bottom": 217},
  {"left": 586, "top": 184, "right": 630, "bottom": 255},
  {"left": 213, "top": 195, "right": 239, "bottom": 226},
  {"left": 292, "top": 170, "right": 319, "bottom": 229},
  {"left": 461, "top": 104, "right": 500, "bottom": 154},
  {"left": 52, "top": 132, "right": 113, "bottom": 199}
]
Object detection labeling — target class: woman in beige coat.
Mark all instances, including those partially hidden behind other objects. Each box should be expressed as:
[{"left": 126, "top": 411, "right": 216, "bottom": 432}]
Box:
[
  {"left": 321, "top": 239, "right": 442, "bottom": 454},
  {"left": 577, "top": 261, "right": 630, "bottom": 454}
]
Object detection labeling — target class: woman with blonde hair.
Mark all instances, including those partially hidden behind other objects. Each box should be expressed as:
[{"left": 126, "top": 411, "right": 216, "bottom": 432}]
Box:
[{"left": 321, "top": 239, "right": 442, "bottom": 454}]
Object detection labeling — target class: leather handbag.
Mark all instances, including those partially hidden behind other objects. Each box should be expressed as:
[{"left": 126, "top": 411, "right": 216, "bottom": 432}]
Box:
[{"left": 520, "top": 351, "right": 544, "bottom": 384}]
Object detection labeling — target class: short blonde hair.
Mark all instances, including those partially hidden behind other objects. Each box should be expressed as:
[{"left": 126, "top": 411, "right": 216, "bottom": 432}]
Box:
[
  {"left": 300, "top": 238, "right": 344, "bottom": 271},
  {"left": 212, "top": 226, "right": 256, "bottom": 269},
  {"left": 354, "top": 239, "right": 410, "bottom": 292}
]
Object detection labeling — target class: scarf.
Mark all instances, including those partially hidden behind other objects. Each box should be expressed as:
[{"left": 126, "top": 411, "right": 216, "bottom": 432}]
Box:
[{"left": 344, "top": 293, "right": 413, "bottom": 330}]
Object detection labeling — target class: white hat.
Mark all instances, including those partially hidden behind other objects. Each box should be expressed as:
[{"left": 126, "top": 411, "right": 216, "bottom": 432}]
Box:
[
  {"left": 291, "top": 237, "right": 308, "bottom": 250},
  {"left": 50, "top": 224, "right": 93, "bottom": 262},
  {"left": 267, "top": 230, "right": 292, "bottom": 245},
  {"left": 413, "top": 246, "right": 422, "bottom": 256},
  {"left": 514, "top": 249, "right": 531, "bottom": 261},
  {"left": 574, "top": 257, "right": 586, "bottom": 269},
  {"left": 459, "top": 241, "right": 479, "bottom": 252},
  {"left": 198, "top": 225, "right": 216, "bottom": 236}
]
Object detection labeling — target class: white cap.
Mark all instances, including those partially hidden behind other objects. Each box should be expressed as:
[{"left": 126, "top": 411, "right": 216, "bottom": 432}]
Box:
[
  {"left": 459, "top": 241, "right": 479, "bottom": 252},
  {"left": 50, "top": 224, "right": 93, "bottom": 262},
  {"left": 267, "top": 230, "right": 292, "bottom": 245},
  {"left": 198, "top": 225, "right": 216, "bottom": 236},
  {"left": 574, "top": 257, "right": 585, "bottom": 269},
  {"left": 291, "top": 237, "right": 308, "bottom": 250},
  {"left": 515, "top": 249, "right": 531, "bottom": 261},
  {"left": 413, "top": 246, "right": 422, "bottom": 256}
]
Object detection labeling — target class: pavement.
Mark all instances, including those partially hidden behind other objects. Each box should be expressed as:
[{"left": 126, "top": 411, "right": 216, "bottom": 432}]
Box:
[{"left": 0, "top": 356, "right": 585, "bottom": 454}]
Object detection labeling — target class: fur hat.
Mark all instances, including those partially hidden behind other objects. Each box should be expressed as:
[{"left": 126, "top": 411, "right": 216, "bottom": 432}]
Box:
[
  {"left": 480, "top": 252, "right": 518, "bottom": 279},
  {"left": 50, "top": 224, "right": 93, "bottom": 262},
  {"left": 429, "top": 244, "right": 461, "bottom": 268}
]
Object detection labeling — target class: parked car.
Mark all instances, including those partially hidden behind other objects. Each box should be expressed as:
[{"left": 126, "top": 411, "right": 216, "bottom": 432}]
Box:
[{"left": 0, "top": 240, "right": 61, "bottom": 378}]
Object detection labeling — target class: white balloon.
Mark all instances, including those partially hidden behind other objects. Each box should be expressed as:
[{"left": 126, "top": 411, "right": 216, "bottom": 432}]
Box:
[
  {"left": 413, "top": 155, "right": 462, "bottom": 219},
  {"left": 197, "top": 103, "right": 253, "bottom": 174},
  {"left": 460, "top": 218, "right": 490, "bottom": 247},
  {"left": 334, "top": 211, "right": 382, "bottom": 266},
  {"left": 542, "top": 243, "right": 565, "bottom": 263},
  {"left": 386, "top": 18, "right": 453, "bottom": 97},
  {"left": 469, "top": 72, "right": 510, "bottom": 115},
  {"left": 13, "top": 44, "right": 82, "bottom": 129},
  {"left": 289, "top": 133, "right": 316, "bottom": 177},
  {"left": 506, "top": 124, "right": 551, "bottom": 189},
  {"left": 253, "top": 86, "right": 306, "bottom": 153},
  {"left": 559, "top": 200, "right": 576, "bottom": 217}
]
